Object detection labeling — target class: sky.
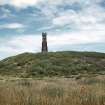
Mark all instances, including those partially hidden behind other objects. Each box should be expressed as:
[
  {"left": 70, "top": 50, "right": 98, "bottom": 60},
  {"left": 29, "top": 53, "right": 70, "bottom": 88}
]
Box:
[{"left": 0, "top": 0, "right": 105, "bottom": 59}]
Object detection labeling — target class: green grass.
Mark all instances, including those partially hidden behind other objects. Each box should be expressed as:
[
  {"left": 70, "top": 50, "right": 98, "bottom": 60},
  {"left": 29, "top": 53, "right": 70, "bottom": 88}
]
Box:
[{"left": 0, "top": 51, "right": 105, "bottom": 77}]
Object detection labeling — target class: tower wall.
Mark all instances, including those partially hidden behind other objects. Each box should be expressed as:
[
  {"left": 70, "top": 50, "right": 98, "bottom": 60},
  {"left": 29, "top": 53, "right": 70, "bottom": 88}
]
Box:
[{"left": 42, "top": 32, "right": 48, "bottom": 53}]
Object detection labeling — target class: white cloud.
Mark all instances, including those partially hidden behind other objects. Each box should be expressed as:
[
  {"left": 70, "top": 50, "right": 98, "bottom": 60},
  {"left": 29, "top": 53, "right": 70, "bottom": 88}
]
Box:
[
  {"left": 53, "top": 10, "right": 76, "bottom": 26},
  {"left": 37, "top": 25, "right": 54, "bottom": 31},
  {"left": 0, "top": 30, "right": 105, "bottom": 59},
  {"left": 0, "top": 23, "right": 24, "bottom": 29},
  {"left": 49, "top": 0, "right": 105, "bottom": 31},
  {"left": 48, "top": 31, "right": 105, "bottom": 46},
  {"left": 0, "top": 0, "right": 105, "bottom": 59},
  {"left": 0, "top": 0, "right": 43, "bottom": 8},
  {"left": 0, "top": 7, "right": 14, "bottom": 19},
  {"left": 18, "top": 0, "right": 105, "bottom": 32},
  {"left": 10, "top": 0, "right": 39, "bottom": 8}
]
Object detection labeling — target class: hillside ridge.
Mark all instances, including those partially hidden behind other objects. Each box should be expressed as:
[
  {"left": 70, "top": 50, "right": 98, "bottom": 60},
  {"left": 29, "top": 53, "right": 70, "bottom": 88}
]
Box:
[{"left": 0, "top": 51, "right": 105, "bottom": 77}]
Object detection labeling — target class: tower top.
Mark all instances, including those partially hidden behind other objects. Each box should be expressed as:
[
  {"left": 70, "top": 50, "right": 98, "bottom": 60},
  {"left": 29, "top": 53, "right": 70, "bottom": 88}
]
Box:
[{"left": 42, "top": 32, "right": 47, "bottom": 36}]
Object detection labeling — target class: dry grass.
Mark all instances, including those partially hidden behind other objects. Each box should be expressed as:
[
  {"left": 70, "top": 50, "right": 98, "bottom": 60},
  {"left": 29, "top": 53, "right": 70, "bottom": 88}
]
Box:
[{"left": 0, "top": 76, "right": 105, "bottom": 105}]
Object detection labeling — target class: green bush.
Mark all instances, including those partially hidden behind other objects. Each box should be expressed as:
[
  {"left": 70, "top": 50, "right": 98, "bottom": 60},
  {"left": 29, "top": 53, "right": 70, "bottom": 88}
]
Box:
[{"left": 0, "top": 51, "right": 105, "bottom": 77}]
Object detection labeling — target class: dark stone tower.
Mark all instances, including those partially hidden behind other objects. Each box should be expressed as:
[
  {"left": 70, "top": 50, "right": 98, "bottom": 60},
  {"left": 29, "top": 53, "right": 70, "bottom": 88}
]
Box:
[{"left": 42, "top": 32, "right": 48, "bottom": 53}]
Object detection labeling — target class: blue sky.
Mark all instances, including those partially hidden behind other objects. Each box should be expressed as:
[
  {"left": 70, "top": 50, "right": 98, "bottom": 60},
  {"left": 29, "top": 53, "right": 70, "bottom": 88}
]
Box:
[{"left": 0, "top": 0, "right": 105, "bottom": 59}]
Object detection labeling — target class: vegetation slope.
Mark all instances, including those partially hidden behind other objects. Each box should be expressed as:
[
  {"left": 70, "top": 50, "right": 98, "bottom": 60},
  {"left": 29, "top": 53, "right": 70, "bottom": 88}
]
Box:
[{"left": 0, "top": 51, "right": 105, "bottom": 77}]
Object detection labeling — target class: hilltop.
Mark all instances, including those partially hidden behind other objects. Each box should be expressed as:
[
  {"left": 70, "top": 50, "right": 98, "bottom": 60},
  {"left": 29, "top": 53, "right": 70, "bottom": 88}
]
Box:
[{"left": 0, "top": 51, "right": 105, "bottom": 78}]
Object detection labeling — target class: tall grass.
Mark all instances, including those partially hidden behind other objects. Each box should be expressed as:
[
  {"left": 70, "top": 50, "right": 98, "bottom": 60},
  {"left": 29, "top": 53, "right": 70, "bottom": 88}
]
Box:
[{"left": 0, "top": 76, "right": 105, "bottom": 105}]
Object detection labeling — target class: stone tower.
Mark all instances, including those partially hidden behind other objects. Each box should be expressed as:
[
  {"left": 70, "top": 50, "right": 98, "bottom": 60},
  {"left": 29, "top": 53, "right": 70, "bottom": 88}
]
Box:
[{"left": 42, "top": 32, "right": 48, "bottom": 53}]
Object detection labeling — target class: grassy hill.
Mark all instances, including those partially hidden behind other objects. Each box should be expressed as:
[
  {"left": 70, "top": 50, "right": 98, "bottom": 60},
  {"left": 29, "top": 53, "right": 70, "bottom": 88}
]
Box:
[{"left": 0, "top": 51, "right": 105, "bottom": 77}]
